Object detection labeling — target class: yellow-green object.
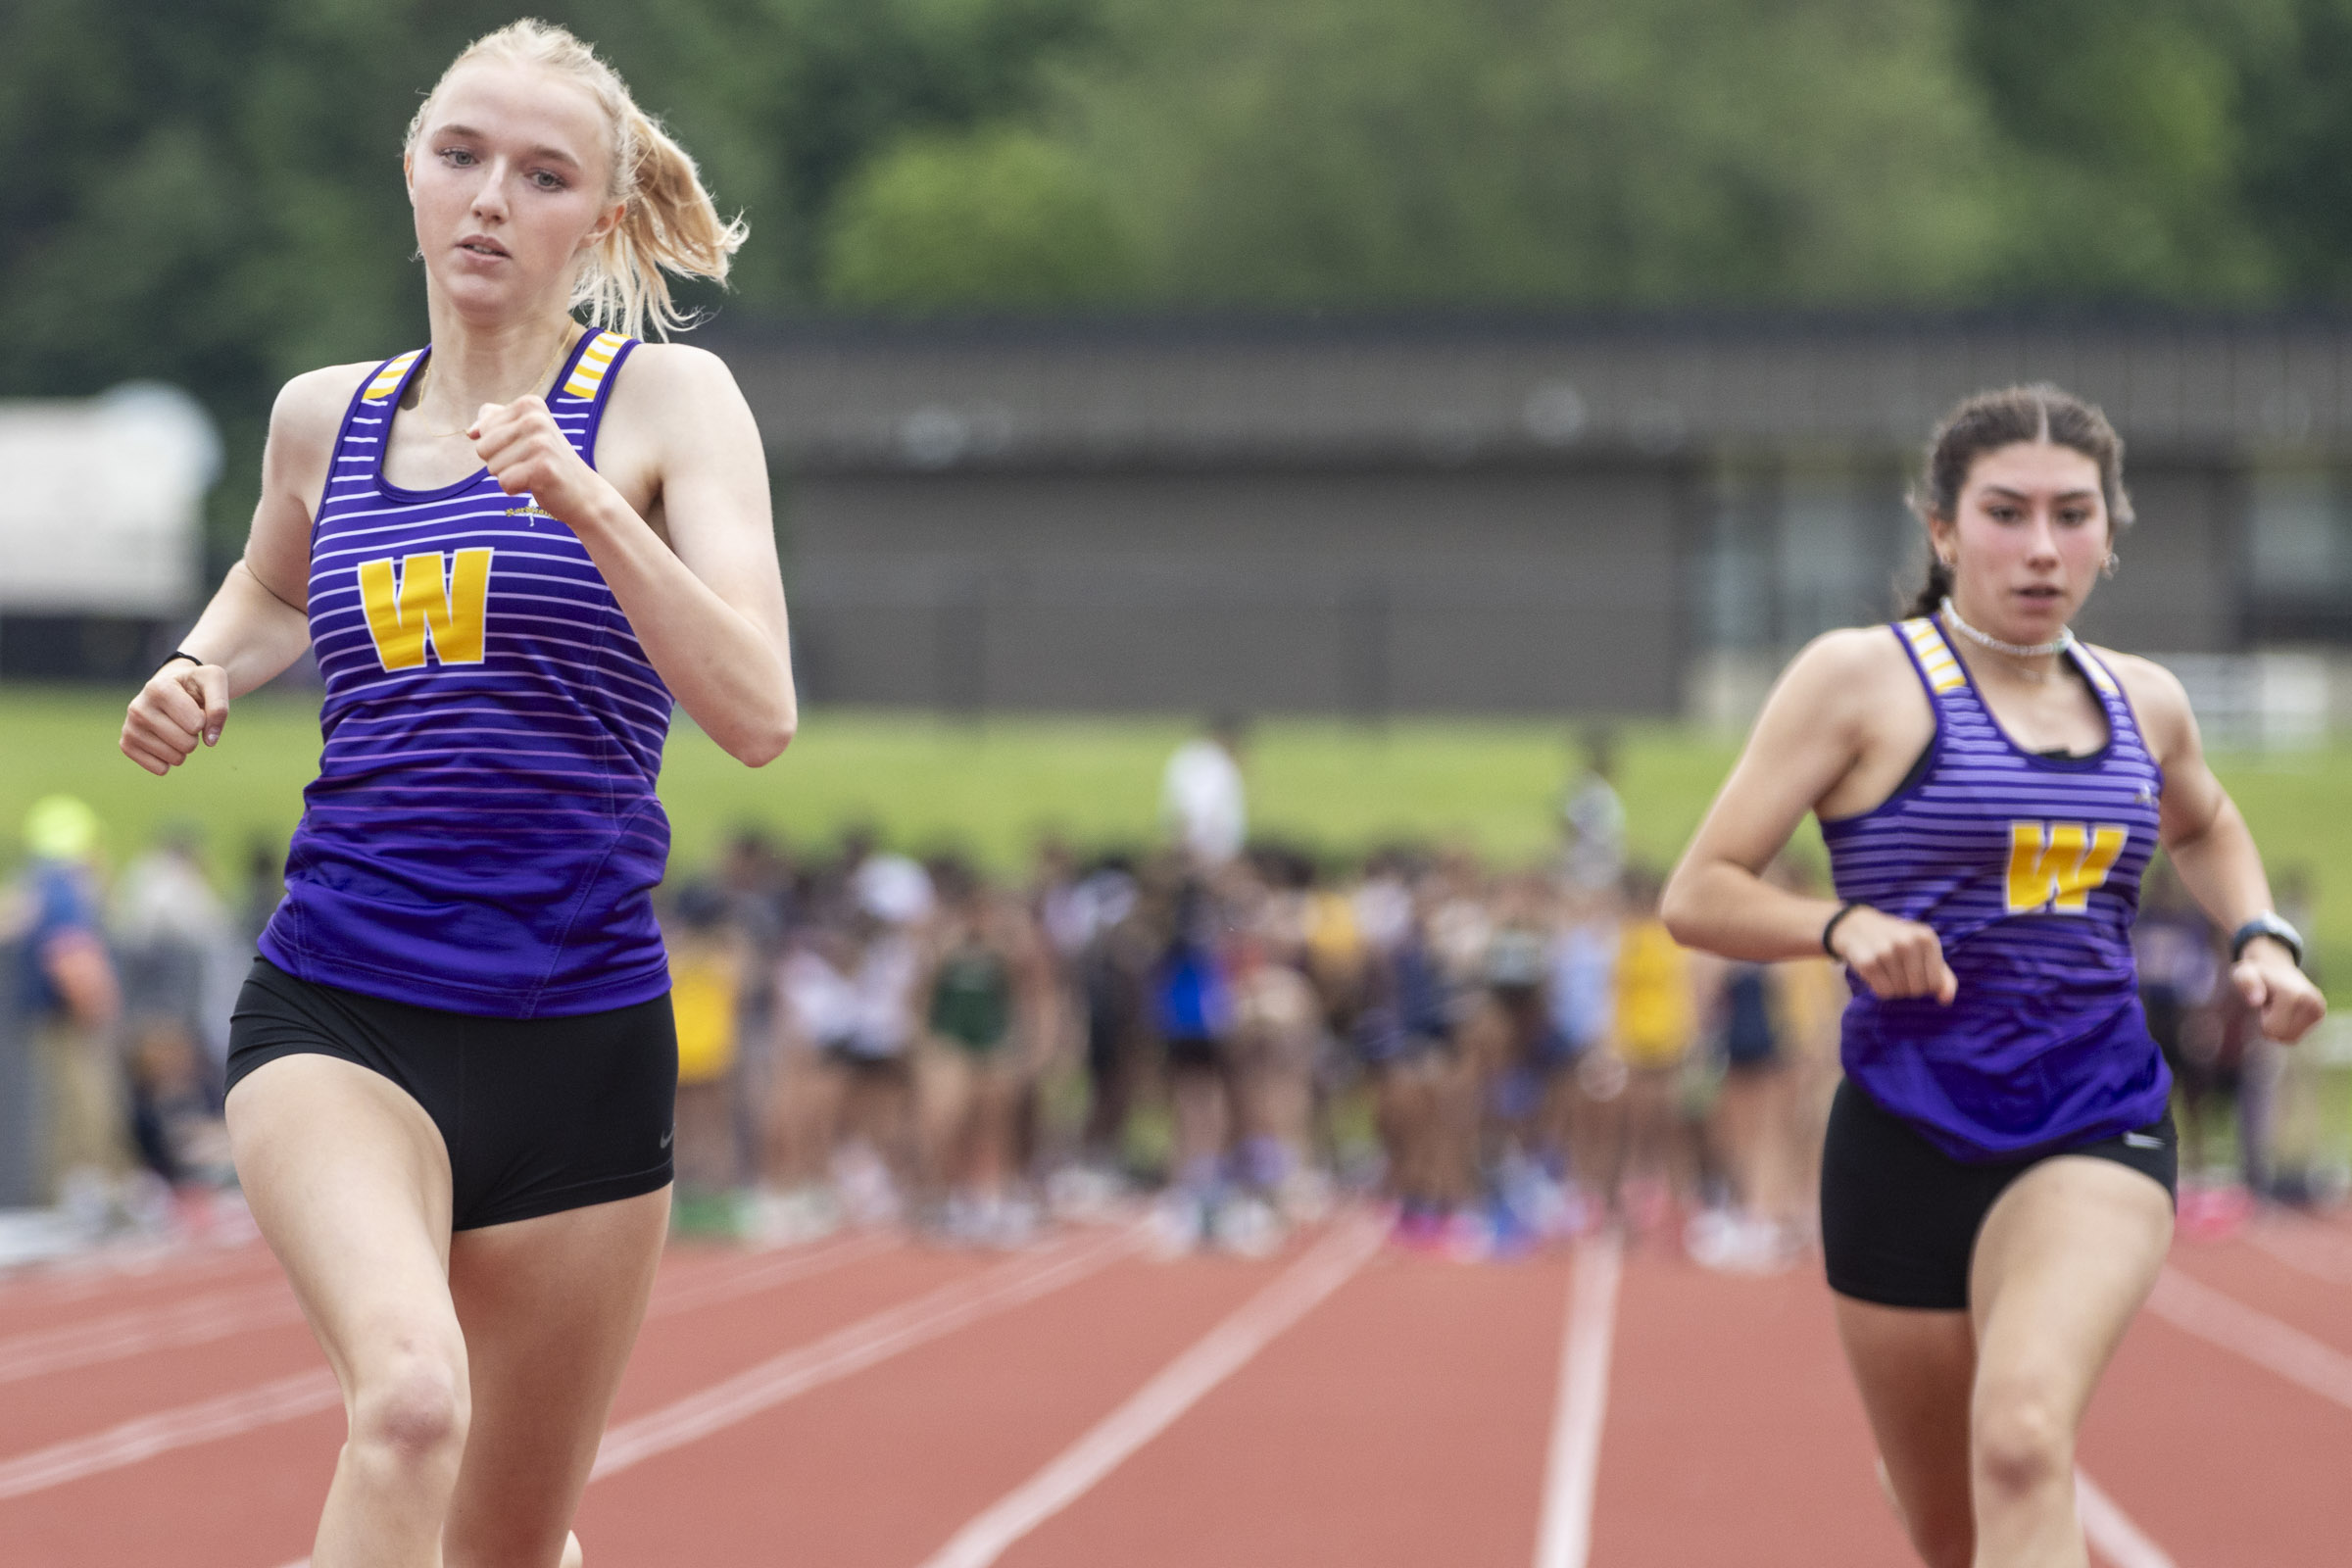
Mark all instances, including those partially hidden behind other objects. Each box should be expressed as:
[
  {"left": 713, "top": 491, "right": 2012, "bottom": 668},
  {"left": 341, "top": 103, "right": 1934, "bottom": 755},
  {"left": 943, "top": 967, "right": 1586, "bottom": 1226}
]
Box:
[{"left": 23, "top": 795, "right": 99, "bottom": 861}]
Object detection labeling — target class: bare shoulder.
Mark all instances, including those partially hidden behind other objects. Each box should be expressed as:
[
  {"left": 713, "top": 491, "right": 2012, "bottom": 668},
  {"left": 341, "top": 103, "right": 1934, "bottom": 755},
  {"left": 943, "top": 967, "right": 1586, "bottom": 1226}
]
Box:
[
  {"left": 1775, "top": 624, "right": 1911, "bottom": 708},
  {"left": 605, "top": 342, "right": 757, "bottom": 460},
  {"left": 612, "top": 341, "right": 744, "bottom": 404},
  {"left": 268, "top": 362, "right": 374, "bottom": 464},
  {"left": 2088, "top": 645, "right": 2196, "bottom": 756}
]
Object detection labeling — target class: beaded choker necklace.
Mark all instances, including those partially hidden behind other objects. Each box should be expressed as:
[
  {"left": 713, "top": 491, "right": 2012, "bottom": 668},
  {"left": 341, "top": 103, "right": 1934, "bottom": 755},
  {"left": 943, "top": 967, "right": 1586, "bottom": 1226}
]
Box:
[{"left": 1939, "top": 597, "right": 2073, "bottom": 661}]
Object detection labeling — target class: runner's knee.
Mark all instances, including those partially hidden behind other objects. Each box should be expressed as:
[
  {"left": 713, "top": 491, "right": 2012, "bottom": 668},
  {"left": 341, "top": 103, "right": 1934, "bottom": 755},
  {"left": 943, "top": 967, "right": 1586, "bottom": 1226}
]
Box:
[
  {"left": 1970, "top": 1382, "right": 2072, "bottom": 1501},
  {"left": 349, "top": 1348, "right": 469, "bottom": 1470}
]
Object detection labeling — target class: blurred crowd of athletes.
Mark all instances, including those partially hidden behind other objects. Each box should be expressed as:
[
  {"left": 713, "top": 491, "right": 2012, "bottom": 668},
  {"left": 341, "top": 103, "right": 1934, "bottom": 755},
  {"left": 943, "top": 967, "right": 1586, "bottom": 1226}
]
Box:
[{"left": 0, "top": 724, "right": 2339, "bottom": 1267}]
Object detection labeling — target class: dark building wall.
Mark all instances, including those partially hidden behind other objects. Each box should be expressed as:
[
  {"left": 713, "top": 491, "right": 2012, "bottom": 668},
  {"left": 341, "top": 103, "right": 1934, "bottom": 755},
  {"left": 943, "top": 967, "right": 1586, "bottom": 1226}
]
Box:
[
  {"left": 723, "top": 314, "right": 2352, "bottom": 713},
  {"left": 789, "top": 462, "right": 1689, "bottom": 713},
  {"left": 2069, "top": 464, "right": 2243, "bottom": 654}
]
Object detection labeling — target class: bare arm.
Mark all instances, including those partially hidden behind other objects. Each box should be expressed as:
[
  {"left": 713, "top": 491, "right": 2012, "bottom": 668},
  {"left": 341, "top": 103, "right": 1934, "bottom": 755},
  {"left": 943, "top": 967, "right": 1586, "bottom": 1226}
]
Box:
[
  {"left": 2109, "top": 653, "right": 2327, "bottom": 1044},
  {"left": 1661, "top": 628, "right": 1958, "bottom": 1004},
  {"left": 467, "top": 345, "right": 796, "bottom": 766},
  {"left": 119, "top": 367, "right": 357, "bottom": 775}
]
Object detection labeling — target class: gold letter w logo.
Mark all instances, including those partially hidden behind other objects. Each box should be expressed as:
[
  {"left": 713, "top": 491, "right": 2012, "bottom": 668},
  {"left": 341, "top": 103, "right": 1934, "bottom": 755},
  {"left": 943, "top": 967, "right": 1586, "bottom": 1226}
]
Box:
[
  {"left": 356, "top": 549, "right": 493, "bottom": 670},
  {"left": 2005, "top": 821, "right": 2129, "bottom": 914}
]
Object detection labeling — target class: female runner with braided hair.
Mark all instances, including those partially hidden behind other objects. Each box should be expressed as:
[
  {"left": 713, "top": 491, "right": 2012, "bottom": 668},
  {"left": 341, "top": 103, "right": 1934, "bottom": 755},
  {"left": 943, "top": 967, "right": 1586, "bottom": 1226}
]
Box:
[
  {"left": 118, "top": 23, "right": 791, "bottom": 1567},
  {"left": 1662, "top": 384, "right": 2324, "bottom": 1567}
]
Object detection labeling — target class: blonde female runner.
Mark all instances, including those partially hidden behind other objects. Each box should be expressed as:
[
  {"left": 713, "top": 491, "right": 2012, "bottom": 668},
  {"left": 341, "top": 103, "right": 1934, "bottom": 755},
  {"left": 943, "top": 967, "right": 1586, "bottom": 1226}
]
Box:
[{"left": 119, "top": 22, "right": 792, "bottom": 1567}]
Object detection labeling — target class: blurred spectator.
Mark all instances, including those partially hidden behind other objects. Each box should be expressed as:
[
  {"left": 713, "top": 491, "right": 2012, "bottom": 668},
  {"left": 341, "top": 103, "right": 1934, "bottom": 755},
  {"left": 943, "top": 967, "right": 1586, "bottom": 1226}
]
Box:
[
  {"left": 112, "top": 824, "right": 245, "bottom": 1096},
  {"left": 1769, "top": 858, "right": 1847, "bottom": 1250},
  {"left": 1559, "top": 726, "right": 1627, "bottom": 894},
  {"left": 1150, "top": 875, "right": 1241, "bottom": 1250},
  {"left": 915, "top": 859, "right": 1054, "bottom": 1245},
  {"left": 668, "top": 881, "right": 750, "bottom": 1228},
  {"left": 111, "top": 824, "right": 243, "bottom": 1198},
  {"left": 719, "top": 830, "right": 793, "bottom": 1215},
  {"left": 1226, "top": 855, "right": 1327, "bottom": 1232},
  {"left": 1068, "top": 856, "right": 1151, "bottom": 1182},
  {"left": 240, "top": 836, "right": 285, "bottom": 949},
  {"left": 1604, "top": 866, "right": 1697, "bottom": 1241},
  {"left": 820, "top": 854, "right": 931, "bottom": 1224},
  {"left": 1686, "top": 955, "right": 1801, "bottom": 1273},
  {"left": 1456, "top": 872, "right": 1578, "bottom": 1251},
  {"left": 2243, "top": 865, "right": 2338, "bottom": 1205},
  {"left": 14, "top": 797, "right": 130, "bottom": 1225},
  {"left": 2134, "top": 858, "right": 2237, "bottom": 1228},
  {"left": 1161, "top": 715, "right": 1248, "bottom": 870}
]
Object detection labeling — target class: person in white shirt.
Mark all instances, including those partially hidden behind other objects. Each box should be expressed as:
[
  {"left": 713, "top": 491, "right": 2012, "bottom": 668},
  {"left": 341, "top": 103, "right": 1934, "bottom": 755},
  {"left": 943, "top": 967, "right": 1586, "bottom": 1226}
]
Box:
[{"left": 1162, "top": 715, "right": 1249, "bottom": 869}]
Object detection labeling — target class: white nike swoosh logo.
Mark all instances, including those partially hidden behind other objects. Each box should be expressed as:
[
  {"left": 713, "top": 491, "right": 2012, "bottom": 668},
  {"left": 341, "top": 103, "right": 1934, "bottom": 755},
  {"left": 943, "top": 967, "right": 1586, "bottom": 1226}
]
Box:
[{"left": 660, "top": 1129, "right": 674, "bottom": 1149}]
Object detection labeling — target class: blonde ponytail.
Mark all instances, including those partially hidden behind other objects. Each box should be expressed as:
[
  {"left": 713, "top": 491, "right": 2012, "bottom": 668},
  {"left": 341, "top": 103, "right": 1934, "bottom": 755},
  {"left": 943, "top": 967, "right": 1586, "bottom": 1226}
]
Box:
[{"left": 407, "top": 19, "right": 746, "bottom": 340}]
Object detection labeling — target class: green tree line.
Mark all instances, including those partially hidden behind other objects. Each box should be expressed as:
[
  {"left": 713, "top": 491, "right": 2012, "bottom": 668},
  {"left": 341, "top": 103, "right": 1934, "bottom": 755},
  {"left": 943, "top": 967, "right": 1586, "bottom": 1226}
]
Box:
[{"left": 9, "top": 0, "right": 2352, "bottom": 551}]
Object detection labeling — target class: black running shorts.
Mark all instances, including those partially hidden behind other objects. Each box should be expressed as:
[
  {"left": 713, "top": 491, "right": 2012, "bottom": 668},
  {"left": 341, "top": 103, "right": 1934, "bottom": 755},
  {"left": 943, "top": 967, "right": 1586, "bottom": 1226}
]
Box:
[
  {"left": 1820, "top": 1079, "right": 2177, "bottom": 1311},
  {"left": 226, "top": 956, "right": 676, "bottom": 1231}
]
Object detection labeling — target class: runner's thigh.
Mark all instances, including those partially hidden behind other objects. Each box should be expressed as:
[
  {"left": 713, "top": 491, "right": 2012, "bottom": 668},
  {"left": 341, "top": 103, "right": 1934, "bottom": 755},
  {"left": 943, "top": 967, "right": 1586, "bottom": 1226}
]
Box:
[
  {"left": 225, "top": 1054, "right": 460, "bottom": 1389},
  {"left": 1970, "top": 1155, "right": 2174, "bottom": 1430},
  {"left": 442, "top": 1188, "right": 670, "bottom": 1567}
]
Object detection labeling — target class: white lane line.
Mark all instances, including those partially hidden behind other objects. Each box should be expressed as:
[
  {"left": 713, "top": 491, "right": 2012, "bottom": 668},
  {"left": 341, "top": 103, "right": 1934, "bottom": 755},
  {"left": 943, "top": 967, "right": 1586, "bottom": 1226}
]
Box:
[
  {"left": 0, "top": 1233, "right": 889, "bottom": 1389},
  {"left": 2244, "top": 1223, "right": 2352, "bottom": 1287},
  {"left": 0, "top": 1282, "right": 302, "bottom": 1386},
  {"left": 0, "top": 1368, "right": 340, "bottom": 1501},
  {"left": 1533, "top": 1231, "right": 1625, "bottom": 1568},
  {"left": 912, "top": 1213, "right": 1388, "bottom": 1568},
  {"left": 591, "top": 1226, "right": 1143, "bottom": 1480},
  {"left": 643, "top": 1232, "right": 898, "bottom": 1320},
  {"left": 2147, "top": 1266, "right": 2352, "bottom": 1412},
  {"left": 2077, "top": 1471, "right": 2178, "bottom": 1568},
  {"left": 0, "top": 1231, "right": 1089, "bottom": 1505},
  {"left": 0, "top": 1242, "right": 270, "bottom": 1308}
]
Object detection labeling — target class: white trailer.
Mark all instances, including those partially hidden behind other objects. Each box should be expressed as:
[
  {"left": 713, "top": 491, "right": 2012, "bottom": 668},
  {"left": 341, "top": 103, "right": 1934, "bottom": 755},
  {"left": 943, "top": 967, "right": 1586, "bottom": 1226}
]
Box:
[{"left": 0, "top": 382, "right": 219, "bottom": 616}]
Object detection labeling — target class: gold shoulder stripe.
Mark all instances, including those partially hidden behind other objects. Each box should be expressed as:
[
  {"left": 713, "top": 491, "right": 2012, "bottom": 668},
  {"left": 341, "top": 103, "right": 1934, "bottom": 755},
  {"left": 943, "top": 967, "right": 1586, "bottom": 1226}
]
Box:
[
  {"left": 361, "top": 350, "right": 424, "bottom": 405},
  {"left": 1899, "top": 617, "right": 1967, "bottom": 694},
  {"left": 560, "top": 331, "right": 628, "bottom": 401}
]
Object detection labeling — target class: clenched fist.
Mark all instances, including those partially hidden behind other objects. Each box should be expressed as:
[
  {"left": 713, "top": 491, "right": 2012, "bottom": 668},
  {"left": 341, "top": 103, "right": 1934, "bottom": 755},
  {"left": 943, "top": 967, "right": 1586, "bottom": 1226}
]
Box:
[
  {"left": 122, "top": 660, "right": 229, "bottom": 775},
  {"left": 469, "top": 396, "right": 607, "bottom": 527},
  {"left": 1828, "top": 904, "right": 1958, "bottom": 1004},
  {"left": 2232, "top": 943, "right": 2328, "bottom": 1046}
]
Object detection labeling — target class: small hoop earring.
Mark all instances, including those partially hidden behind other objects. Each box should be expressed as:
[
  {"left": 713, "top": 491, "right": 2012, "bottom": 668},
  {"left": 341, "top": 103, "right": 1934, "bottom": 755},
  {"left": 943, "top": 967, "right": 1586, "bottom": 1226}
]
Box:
[{"left": 2101, "top": 552, "right": 2120, "bottom": 578}]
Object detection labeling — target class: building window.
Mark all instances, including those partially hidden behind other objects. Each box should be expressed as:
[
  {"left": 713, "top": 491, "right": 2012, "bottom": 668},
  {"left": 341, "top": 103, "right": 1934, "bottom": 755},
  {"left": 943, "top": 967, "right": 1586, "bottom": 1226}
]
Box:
[
  {"left": 2247, "top": 466, "right": 2352, "bottom": 640},
  {"left": 1693, "top": 462, "right": 1912, "bottom": 652}
]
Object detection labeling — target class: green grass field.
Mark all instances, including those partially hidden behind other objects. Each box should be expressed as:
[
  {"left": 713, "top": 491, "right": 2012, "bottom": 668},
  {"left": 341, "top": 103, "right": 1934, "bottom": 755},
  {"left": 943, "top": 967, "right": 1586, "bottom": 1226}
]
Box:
[{"left": 4, "top": 683, "right": 2346, "bottom": 998}]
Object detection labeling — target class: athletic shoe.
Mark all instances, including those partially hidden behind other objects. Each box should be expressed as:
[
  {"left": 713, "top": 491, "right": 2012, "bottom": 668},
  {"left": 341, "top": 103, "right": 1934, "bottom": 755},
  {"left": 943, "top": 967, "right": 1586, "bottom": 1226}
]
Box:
[
  {"left": 1390, "top": 1202, "right": 1447, "bottom": 1252},
  {"left": 1149, "top": 1192, "right": 1208, "bottom": 1259},
  {"left": 750, "top": 1185, "right": 841, "bottom": 1248},
  {"left": 2180, "top": 1183, "right": 2253, "bottom": 1243},
  {"left": 1442, "top": 1206, "right": 1497, "bottom": 1263},
  {"left": 1686, "top": 1209, "right": 1796, "bottom": 1275},
  {"left": 1275, "top": 1166, "right": 1335, "bottom": 1225},
  {"left": 981, "top": 1196, "right": 1043, "bottom": 1250},
  {"left": 1213, "top": 1194, "right": 1285, "bottom": 1259}
]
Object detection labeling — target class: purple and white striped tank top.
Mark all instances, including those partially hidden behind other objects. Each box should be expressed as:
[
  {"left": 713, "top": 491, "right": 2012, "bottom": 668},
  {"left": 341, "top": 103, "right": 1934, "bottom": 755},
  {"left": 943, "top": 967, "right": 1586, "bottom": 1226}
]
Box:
[
  {"left": 259, "top": 331, "right": 675, "bottom": 1018},
  {"left": 1820, "top": 616, "right": 2172, "bottom": 1159}
]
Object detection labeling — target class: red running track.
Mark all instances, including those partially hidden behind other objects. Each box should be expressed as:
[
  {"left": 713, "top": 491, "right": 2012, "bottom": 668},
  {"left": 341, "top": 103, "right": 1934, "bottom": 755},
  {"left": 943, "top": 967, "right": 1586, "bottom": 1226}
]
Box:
[{"left": 2, "top": 1206, "right": 2346, "bottom": 1567}]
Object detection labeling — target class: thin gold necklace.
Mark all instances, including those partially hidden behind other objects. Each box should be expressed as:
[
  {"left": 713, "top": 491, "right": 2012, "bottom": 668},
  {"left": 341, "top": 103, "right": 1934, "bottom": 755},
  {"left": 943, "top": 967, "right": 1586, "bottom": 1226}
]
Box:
[{"left": 403, "top": 326, "right": 577, "bottom": 439}]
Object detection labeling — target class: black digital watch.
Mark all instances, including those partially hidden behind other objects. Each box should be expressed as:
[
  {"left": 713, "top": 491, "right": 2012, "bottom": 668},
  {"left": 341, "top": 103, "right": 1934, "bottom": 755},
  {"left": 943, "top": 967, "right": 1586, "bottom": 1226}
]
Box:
[{"left": 2230, "top": 912, "right": 2305, "bottom": 968}]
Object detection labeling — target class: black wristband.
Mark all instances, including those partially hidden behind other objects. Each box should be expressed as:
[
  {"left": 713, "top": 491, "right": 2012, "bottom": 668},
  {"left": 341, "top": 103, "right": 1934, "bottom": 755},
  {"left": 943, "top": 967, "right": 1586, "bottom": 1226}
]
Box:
[
  {"left": 162, "top": 650, "right": 204, "bottom": 671},
  {"left": 1822, "top": 901, "right": 1865, "bottom": 960}
]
